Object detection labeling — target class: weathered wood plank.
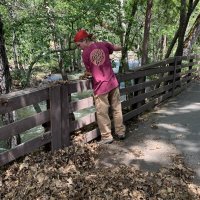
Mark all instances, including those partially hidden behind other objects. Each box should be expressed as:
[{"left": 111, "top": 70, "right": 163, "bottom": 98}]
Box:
[
  {"left": 50, "top": 85, "right": 62, "bottom": 151},
  {"left": 61, "top": 84, "right": 70, "bottom": 147},
  {"left": 120, "top": 74, "right": 174, "bottom": 95},
  {"left": 172, "top": 75, "right": 193, "bottom": 90},
  {"left": 176, "top": 62, "right": 198, "bottom": 69},
  {"left": 0, "top": 87, "right": 49, "bottom": 115},
  {"left": 118, "top": 65, "right": 174, "bottom": 82},
  {"left": 122, "top": 83, "right": 173, "bottom": 108},
  {"left": 123, "top": 92, "right": 172, "bottom": 121},
  {"left": 127, "top": 57, "right": 175, "bottom": 72},
  {"left": 69, "top": 96, "right": 94, "bottom": 113},
  {"left": 180, "top": 74, "right": 193, "bottom": 84},
  {"left": 0, "top": 87, "right": 48, "bottom": 99},
  {"left": 84, "top": 128, "right": 100, "bottom": 143},
  {"left": 185, "top": 68, "right": 196, "bottom": 74},
  {"left": 180, "top": 55, "right": 196, "bottom": 60},
  {"left": 0, "top": 110, "right": 50, "bottom": 140},
  {"left": 68, "top": 79, "right": 93, "bottom": 94},
  {"left": 174, "top": 80, "right": 191, "bottom": 96},
  {"left": 0, "top": 132, "right": 51, "bottom": 166},
  {"left": 176, "top": 69, "right": 196, "bottom": 80},
  {"left": 70, "top": 113, "right": 96, "bottom": 132}
]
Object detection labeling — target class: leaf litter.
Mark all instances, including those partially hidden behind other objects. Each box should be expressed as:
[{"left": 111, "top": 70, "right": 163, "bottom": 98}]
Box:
[{"left": 1, "top": 142, "right": 200, "bottom": 200}]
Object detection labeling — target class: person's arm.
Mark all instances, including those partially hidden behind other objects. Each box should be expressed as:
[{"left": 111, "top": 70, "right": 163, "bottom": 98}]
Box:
[
  {"left": 112, "top": 44, "right": 122, "bottom": 51},
  {"left": 105, "top": 42, "right": 122, "bottom": 53},
  {"left": 79, "top": 71, "right": 92, "bottom": 80}
]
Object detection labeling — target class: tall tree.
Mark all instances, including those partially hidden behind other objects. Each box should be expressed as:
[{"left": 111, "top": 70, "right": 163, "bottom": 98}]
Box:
[
  {"left": 0, "top": 15, "right": 20, "bottom": 148},
  {"left": 141, "top": 0, "right": 153, "bottom": 65},
  {"left": 175, "top": 0, "right": 187, "bottom": 56},
  {"left": 0, "top": 15, "right": 11, "bottom": 94},
  {"left": 165, "top": 0, "right": 200, "bottom": 58},
  {"left": 134, "top": 0, "right": 153, "bottom": 108},
  {"left": 183, "top": 13, "right": 200, "bottom": 55},
  {"left": 120, "top": 0, "right": 138, "bottom": 72}
]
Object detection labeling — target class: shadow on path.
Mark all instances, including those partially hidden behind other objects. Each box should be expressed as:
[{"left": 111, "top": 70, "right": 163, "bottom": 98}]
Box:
[{"left": 97, "top": 80, "right": 200, "bottom": 185}]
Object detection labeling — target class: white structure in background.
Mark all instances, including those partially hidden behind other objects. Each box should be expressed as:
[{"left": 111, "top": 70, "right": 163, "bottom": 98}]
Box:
[
  {"left": 112, "top": 59, "right": 141, "bottom": 74},
  {"left": 112, "top": 59, "right": 141, "bottom": 102}
]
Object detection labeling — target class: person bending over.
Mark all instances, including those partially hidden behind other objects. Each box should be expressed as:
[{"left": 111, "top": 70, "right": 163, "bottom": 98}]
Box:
[{"left": 74, "top": 29, "right": 125, "bottom": 144}]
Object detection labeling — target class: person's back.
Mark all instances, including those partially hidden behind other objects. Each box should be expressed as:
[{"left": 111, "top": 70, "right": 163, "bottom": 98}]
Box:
[
  {"left": 82, "top": 41, "right": 119, "bottom": 95},
  {"left": 74, "top": 29, "right": 125, "bottom": 144}
]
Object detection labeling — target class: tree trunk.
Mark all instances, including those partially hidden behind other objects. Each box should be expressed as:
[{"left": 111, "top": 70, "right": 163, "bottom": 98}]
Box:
[
  {"left": 141, "top": 0, "right": 153, "bottom": 65},
  {"left": 134, "top": 0, "right": 153, "bottom": 108},
  {"left": 159, "top": 35, "right": 167, "bottom": 60},
  {"left": 12, "top": 31, "right": 19, "bottom": 69},
  {"left": 0, "top": 15, "right": 21, "bottom": 148},
  {"left": 165, "top": 0, "right": 200, "bottom": 58},
  {"left": 121, "top": 0, "right": 138, "bottom": 73},
  {"left": 175, "top": 0, "right": 187, "bottom": 56},
  {"left": 0, "top": 17, "right": 12, "bottom": 93},
  {"left": 10, "top": 2, "right": 19, "bottom": 70},
  {"left": 44, "top": 0, "right": 62, "bottom": 71},
  {"left": 117, "top": 0, "right": 126, "bottom": 73},
  {"left": 165, "top": 29, "right": 179, "bottom": 58},
  {"left": 183, "top": 13, "right": 200, "bottom": 55}
]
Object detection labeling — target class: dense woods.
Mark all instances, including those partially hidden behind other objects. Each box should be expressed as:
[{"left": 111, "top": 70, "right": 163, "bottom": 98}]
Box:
[{"left": 0, "top": 0, "right": 199, "bottom": 89}]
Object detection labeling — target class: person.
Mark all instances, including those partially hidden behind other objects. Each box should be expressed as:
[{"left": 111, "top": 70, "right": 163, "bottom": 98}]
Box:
[{"left": 74, "top": 29, "right": 125, "bottom": 144}]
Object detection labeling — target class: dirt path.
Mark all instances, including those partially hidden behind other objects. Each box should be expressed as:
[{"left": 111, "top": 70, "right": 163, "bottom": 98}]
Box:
[{"left": 96, "top": 80, "right": 200, "bottom": 185}]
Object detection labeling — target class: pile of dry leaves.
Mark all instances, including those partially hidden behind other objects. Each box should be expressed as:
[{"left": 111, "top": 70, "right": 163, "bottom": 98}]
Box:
[{"left": 0, "top": 143, "right": 200, "bottom": 200}]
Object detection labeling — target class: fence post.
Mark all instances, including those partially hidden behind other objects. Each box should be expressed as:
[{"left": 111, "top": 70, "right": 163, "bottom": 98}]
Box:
[
  {"left": 49, "top": 85, "right": 62, "bottom": 151},
  {"left": 187, "top": 55, "right": 193, "bottom": 83},
  {"left": 133, "top": 73, "right": 146, "bottom": 109},
  {"left": 172, "top": 57, "right": 178, "bottom": 97},
  {"left": 60, "top": 84, "right": 71, "bottom": 147}
]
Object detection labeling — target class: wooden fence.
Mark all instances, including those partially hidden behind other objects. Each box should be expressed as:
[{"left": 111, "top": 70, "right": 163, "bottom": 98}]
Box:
[{"left": 0, "top": 54, "right": 200, "bottom": 166}]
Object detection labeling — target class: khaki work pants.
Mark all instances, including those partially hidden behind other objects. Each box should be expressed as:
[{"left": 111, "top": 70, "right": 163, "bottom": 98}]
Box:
[{"left": 94, "top": 87, "right": 125, "bottom": 140}]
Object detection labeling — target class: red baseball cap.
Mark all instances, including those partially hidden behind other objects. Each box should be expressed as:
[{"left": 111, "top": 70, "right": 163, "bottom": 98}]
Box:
[{"left": 74, "top": 29, "right": 92, "bottom": 42}]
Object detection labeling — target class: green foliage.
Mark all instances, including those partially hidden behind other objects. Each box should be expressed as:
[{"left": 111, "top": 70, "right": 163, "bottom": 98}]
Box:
[{"left": 0, "top": 0, "right": 199, "bottom": 86}]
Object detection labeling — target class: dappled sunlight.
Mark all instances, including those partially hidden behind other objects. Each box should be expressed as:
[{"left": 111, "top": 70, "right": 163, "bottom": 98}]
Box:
[
  {"left": 178, "top": 103, "right": 200, "bottom": 112},
  {"left": 137, "top": 139, "right": 178, "bottom": 165},
  {"left": 111, "top": 139, "right": 180, "bottom": 169},
  {"left": 196, "top": 168, "right": 200, "bottom": 179},
  {"left": 157, "top": 123, "right": 189, "bottom": 134},
  {"left": 154, "top": 109, "right": 177, "bottom": 115},
  {"left": 155, "top": 102, "right": 200, "bottom": 116},
  {"left": 174, "top": 140, "right": 200, "bottom": 153},
  {"left": 96, "top": 138, "right": 179, "bottom": 170}
]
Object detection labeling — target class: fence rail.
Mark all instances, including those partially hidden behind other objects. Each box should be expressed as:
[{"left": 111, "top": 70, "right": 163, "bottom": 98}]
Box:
[{"left": 0, "top": 55, "right": 200, "bottom": 166}]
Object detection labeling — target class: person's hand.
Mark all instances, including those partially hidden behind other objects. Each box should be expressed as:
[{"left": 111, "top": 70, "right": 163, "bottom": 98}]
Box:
[
  {"left": 79, "top": 71, "right": 92, "bottom": 80},
  {"left": 84, "top": 71, "right": 92, "bottom": 76}
]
